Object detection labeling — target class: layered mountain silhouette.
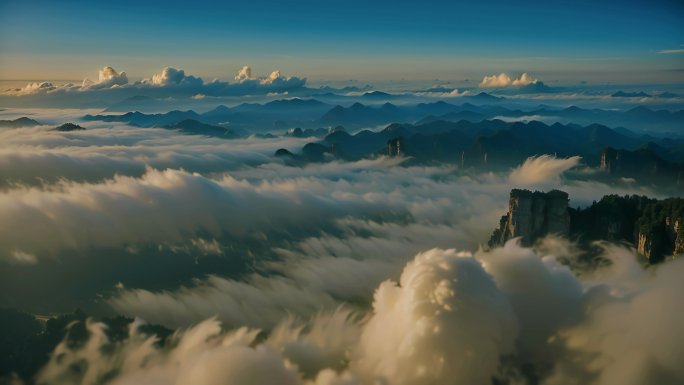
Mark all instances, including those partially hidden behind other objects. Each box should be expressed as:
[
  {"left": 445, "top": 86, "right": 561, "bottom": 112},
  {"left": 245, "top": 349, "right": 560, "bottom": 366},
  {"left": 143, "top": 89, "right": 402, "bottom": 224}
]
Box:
[
  {"left": 83, "top": 110, "right": 202, "bottom": 127},
  {"left": 165, "top": 119, "right": 242, "bottom": 139},
  {"left": 0, "top": 117, "right": 41, "bottom": 129},
  {"left": 273, "top": 119, "right": 684, "bottom": 182},
  {"left": 83, "top": 98, "right": 684, "bottom": 135}
]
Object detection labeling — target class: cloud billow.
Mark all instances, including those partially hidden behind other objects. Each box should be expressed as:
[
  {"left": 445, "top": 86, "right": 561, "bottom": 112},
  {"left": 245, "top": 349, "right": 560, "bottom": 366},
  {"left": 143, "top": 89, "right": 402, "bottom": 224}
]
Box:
[{"left": 1, "top": 65, "right": 307, "bottom": 103}]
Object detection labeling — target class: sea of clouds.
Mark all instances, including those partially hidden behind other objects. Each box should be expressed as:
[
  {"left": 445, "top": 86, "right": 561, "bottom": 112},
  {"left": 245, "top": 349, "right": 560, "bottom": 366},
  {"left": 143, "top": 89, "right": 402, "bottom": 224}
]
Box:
[{"left": 0, "top": 108, "right": 681, "bottom": 385}]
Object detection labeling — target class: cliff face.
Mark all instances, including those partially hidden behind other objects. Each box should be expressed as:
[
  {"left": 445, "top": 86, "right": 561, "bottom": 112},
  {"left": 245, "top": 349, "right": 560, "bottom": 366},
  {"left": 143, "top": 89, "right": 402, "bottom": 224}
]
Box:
[
  {"left": 637, "top": 217, "right": 682, "bottom": 263},
  {"left": 490, "top": 189, "right": 570, "bottom": 247},
  {"left": 600, "top": 147, "right": 680, "bottom": 185},
  {"left": 638, "top": 233, "right": 655, "bottom": 260},
  {"left": 388, "top": 137, "right": 405, "bottom": 157}
]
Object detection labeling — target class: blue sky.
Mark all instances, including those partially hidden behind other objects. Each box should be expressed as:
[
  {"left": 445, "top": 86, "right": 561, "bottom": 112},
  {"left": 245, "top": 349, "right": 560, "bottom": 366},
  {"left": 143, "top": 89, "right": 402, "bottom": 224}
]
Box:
[{"left": 0, "top": 0, "right": 682, "bottom": 83}]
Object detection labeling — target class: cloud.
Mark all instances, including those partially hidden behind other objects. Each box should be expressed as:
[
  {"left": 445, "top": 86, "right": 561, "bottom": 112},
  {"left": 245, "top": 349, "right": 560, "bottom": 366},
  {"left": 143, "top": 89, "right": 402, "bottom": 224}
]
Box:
[
  {"left": 0, "top": 108, "right": 670, "bottom": 326},
  {"left": 27, "top": 240, "right": 684, "bottom": 385},
  {"left": 511, "top": 73, "right": 537, "bottom": 86},
  {"left": 352, "top": 248, "right": 518, "bottom": 385},
  {"left": 545, "top": 248, "right": 684, "bottom": 385},
  {"left": 236, "top": 66, "right": 252, "bottom": 81},
  {"left": 657, "top": 49, "right": 684, "bottom": 53},
  {"left": 0, "top": 66, "right": 307, "bottom": 104},
  {"left": 509, "top": 155, "right": 583, "bottom": 185},
  {"left": 143, "top": 67, "right": 203, "bottom": 86},
  {"left": 82, "top": 66, "right": 129, "bottom": 90},
  {"left": 36, "top": 317, "right": 302, "bottom": 385},
  {"left": 476, "top": 240, "right": 583, "bottom": 361},
  {"left": 2, "top": 82, "right": 78, "bottom": 96},
  {"left": 479, "top": 73, "right": 511, "bottom": 87}
]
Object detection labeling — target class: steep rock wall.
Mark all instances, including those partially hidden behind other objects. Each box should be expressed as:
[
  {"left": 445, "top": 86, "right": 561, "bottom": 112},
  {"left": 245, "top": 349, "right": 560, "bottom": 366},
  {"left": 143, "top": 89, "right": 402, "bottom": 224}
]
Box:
[{"left": 490, "top": 189, "right": 570, "bottom": 247}]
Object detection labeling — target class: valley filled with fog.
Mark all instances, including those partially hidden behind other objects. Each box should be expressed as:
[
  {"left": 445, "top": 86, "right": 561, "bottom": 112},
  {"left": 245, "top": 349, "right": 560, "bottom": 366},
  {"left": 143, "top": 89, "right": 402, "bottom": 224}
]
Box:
[{"left": 1, "top": 61, "right": 684, "bottom": 384}]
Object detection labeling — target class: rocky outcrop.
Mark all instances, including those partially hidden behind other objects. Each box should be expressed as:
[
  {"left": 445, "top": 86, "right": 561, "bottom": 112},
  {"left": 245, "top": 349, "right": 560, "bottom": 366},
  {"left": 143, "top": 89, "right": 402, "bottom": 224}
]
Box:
[
  {"left": 636, "top": 217, "right": 682, "bottom": 263},
  {"left": 274, "top": 148, "right": 294, "bottom": 157},
  {"left": 56, "top": 123, "right": 85, "bottom": 131},
  {"left": 388, "top": 137, "right": 405, "bottom": 157},
  {"left": 600, "top": 147, "right": 680, "bottom": 184},
  {"left": 638, "top": 232, "right": 655, "bottom": 260},
  {"left": 675, "top": 223, "right": 684, "bottom": 256},
  {"left": 489, "top": 189, "right": 570, "bottom": 247}
]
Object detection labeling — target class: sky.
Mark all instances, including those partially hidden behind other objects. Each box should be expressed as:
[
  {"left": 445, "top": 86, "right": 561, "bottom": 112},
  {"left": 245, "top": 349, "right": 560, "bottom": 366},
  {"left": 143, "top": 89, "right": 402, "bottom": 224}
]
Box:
[{"left": 0, "top": 0, "right": 683, "bottom": 84}]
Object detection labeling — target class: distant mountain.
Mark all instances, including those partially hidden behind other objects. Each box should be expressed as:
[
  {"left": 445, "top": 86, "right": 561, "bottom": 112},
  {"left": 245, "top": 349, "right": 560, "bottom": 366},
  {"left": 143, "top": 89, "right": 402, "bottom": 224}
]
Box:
[
  {"left": 636, "top": 142, "right": 670, "bottom": 159},
  {"left": 83, "top": 110, "right": 202, "bottom": 127},
  {"left": 414, "top": 115, "right": 440, "bottom": 125},
  {"left": 165, "top": 119, "right": 242, "bottom": 139},
  {"left": 87, "top": 97, "right": 684, "bottom": 135},
  {"left": 274, "top": 142, "right": 353, "bottom": 165},
  {"left": 274, "top": 118, "right": 684, "bottom": 172},
  {"left": 409, "top": 101, "right": 461, "bottom": 117},
  {"left": 361, "top": 91, "right": 405, "bottom": 100},
  {"left": 613, "top": 126, "right": 639, "bottom": 138},
  {"left": 316, "top": 85, "right": 373, "bottom": 93},
  {"left": 56, "top": 123, "right": 85, "bottom": 131},
  {"left": 601, "top": 147, "right": 681, "bottom": 185},
  {"left": 438, "top": 111, "right": 485, "bottom": 123},
  {"left": 463, "top": 92, "right": 506, "bottom": 102},
  {"left": 317, "top": 102, "right": 407, "bottom": 127},
  {"left": 0, "top": 117, "right": 41, "bottom": 129},
  {"left": 199, "top": 98, "right": 333, "bottom": 126},
  {"left": 285, "top": 126, "right": 346, "bottom": 138}
]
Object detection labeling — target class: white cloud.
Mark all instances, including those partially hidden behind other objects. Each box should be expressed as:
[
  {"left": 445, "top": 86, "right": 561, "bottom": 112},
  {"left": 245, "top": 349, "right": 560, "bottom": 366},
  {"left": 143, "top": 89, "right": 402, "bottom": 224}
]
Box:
[
  {"left": 353, "top": 248, "right": 518, "bottom": 385},
  {"left": 1, "top": 65, "right": 306, "bottom": 102},
  {"left": 509, "top": 155, "right": 582, "bottom": 184},
  {"left": 142, "top": 66, "right": 203, "bottom": 86},
  {"left": 511, "top": 73, "right": 537, "bottom": 86},
  {"left": 479, "top": 73, "right": 511, "bottom": 87},
  {"left": 30, "top": 240, "right": 684, "bottom": 385},
  {"left": 235, "top": 66, "right": 252, "bottom": 81},
  {"left": 657, "top": 49, "right": 684, "bottom": 53}
]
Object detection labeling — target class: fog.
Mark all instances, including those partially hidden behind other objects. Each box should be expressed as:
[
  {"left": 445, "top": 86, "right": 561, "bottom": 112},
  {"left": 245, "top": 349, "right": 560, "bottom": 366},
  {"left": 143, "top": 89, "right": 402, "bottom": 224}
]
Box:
[{"left": 0, "top": 107, "right": 681, "bottom": 385}]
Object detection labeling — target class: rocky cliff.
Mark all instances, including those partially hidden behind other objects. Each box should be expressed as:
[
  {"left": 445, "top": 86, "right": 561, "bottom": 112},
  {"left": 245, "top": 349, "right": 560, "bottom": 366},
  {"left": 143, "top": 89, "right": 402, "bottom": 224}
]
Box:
[
  {"left": 600, "top": 147, "right": 681, "bottom": 185},
  {"left": 636, "top": 216, "right": 684, "bottom": 263},
  {"left": 491, "top": 191, "right": 684, "bottom": 264},
  {"left": 489, "top": 189, "right": 570, "bottom": 247},
  {"left": 387, "top": 137, "right": 405, "bottom": 157}
]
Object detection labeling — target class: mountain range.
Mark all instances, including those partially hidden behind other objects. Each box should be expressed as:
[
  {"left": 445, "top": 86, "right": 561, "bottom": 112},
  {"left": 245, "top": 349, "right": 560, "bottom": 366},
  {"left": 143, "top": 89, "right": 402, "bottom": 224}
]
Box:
[
  {"left": 274, "top": 119, "right": 684, "bottom": 177},
  {"left": 82, "top": 98, "right": 684, "bottom": 134}
]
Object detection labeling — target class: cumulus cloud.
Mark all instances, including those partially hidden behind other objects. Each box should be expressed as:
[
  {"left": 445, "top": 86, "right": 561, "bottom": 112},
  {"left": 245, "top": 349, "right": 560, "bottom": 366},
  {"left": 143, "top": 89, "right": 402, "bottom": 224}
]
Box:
[
  {"left": 25, "top": 240, "right": 684, "bottom": 385},
  {"left": 353, "top": 248, "right": 519, "bottom": 385},
  {"left": 143, "top": 67, "right": 203, "bottom": 86},
  {"left": 82, "top": 66, "right": 129, "bottom": 90},
  {"left": 235, "top": 66, "right": 252, "bottom": 81},
  {"left": 2, "top": 82, "right": 78, "bottom": 96},
  {"left": 511, "top": 73, "right": 537, "bottom": 86},
  {"left": 479, "top": 73, "right": 511, "bottom": 87},
  {"left": 1, "top": 66, "right": 306, "bottom": 103}
]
